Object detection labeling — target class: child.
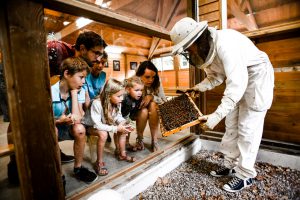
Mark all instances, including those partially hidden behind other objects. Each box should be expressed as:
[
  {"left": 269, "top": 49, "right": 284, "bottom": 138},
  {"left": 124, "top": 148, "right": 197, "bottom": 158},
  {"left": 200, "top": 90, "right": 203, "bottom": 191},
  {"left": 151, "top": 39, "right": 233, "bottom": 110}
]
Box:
[
  {"left": 121, "top": 76, "right": 144, "bottom": 152},
  {"left": 135, "top": 61, "right": 167, "bottom": 152},
  {"left": 51, "top": 57, "right": 98, "bottom": 184},
  {"left": 83, "top": 51, "right": 112, "bottom": 143},
  {"left": 84, "top": 51, "right": 108, "bottom": 108},
  {"left": 82, "top": 78, "right": 135, "bottom": 174}
]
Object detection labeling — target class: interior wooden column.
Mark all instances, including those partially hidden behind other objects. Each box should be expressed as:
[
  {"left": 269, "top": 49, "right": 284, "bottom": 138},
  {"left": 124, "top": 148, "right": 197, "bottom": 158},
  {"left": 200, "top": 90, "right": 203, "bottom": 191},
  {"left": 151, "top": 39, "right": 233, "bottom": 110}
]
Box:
[
  {"left": 0, "top": 0, "right": 64, "bottom": 199},
  {"left": 188, "top": 0, "right": 205, "bottom": 135}
]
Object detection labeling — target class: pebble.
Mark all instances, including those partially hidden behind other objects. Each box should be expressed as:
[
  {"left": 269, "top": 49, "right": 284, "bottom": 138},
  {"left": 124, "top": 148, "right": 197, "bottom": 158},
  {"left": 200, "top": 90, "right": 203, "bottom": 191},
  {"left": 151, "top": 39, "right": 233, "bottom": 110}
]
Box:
[{"left": 133, "top": 150, "right": 300, "bottom": 200}]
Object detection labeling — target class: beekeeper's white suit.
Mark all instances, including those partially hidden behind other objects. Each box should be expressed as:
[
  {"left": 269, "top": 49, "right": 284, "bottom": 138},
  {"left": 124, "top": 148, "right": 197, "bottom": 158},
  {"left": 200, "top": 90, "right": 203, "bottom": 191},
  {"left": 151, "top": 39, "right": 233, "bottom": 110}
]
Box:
[{"left": 171, "top": 18, "right": 274, "bottom": 179}]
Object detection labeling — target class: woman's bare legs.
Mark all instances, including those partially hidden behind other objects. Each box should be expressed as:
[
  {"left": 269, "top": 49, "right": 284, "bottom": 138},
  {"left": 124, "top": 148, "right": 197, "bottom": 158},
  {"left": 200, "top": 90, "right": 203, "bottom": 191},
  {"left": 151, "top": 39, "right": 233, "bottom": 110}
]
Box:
[
  {"left": 135, "top": 108, "right": 148, "bottom": 150},
  {"left": 148, "top": 102, "right": 159, "bottom": 146}
]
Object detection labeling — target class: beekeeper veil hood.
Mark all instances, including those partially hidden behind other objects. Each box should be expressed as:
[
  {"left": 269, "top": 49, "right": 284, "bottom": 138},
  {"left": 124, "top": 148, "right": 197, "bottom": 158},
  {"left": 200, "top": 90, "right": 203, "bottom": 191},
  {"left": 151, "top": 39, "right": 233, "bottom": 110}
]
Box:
[{"left": 170, "top": 17, "right": 208, "bottom": 55}]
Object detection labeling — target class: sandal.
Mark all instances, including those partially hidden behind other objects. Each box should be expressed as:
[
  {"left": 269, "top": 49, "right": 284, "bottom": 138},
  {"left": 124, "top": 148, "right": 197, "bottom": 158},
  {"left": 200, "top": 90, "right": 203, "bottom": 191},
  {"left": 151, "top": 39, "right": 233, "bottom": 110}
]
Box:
[
  {"left": 126, "top": 143, "right": 137, "bottom": 152},
  {"left": 118, "top": 152, "right": 136, "bottom": 163},
  {"left": 135, "top": 137, "right": 145, "bottom": 151},
  {"left": 114, "top": 149, "right": 120, "bottom": 156},
  {"left": 151, "top": 141, "right": 160, "bottom": 152},
  {"left": 94, "top": 162, "right": 108, "bottom": 176}
]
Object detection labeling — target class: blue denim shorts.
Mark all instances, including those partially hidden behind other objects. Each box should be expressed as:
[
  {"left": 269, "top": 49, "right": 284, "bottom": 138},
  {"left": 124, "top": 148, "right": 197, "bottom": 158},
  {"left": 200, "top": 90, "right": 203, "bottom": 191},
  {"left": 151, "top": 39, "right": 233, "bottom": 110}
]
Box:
[{"left": 57, "top": 124, "right": 74, "bottom": 141}]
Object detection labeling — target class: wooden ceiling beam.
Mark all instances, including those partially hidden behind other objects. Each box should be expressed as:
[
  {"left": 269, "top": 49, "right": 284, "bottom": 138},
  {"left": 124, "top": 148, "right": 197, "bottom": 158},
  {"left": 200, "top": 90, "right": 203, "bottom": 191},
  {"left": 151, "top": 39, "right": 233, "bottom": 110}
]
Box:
[
  {"left": 244, "top": 19, "right": 300, "bottom": 38},
  {"left": 110, "top": 0, "right": 135, "bottom": 10},
  {"left": 149, "top": 0, "right": 181, "bottom": 58},
  {"left": 54, "top": 18, "right": 92, "bottom": 40},
  {"left": 43, "top": 0, "right": 170, "bottom": 40},
  {"left": 244, "top": 0, "right": 258, "bottom": 29},
  {"left": 228, "top": 0, "right": 258, "bottom": 31}
]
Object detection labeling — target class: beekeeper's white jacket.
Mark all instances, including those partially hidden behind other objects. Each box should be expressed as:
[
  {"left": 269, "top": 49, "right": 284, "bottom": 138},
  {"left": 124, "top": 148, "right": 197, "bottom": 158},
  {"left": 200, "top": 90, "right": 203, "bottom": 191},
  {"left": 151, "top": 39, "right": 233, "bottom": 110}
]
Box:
[
  {"left": 194, "top": 27, "right": 274, "bottom": 128},
  {"left": 194, "top": 28, "right": 274, "bottom": 179}
]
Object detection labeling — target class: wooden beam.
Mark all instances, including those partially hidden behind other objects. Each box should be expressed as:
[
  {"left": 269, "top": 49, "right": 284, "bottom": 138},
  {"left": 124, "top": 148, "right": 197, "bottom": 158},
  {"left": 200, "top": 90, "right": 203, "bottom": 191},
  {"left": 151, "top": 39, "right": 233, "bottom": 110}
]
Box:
[
  {"left": 0, "top": 0, "right": 64, "bottom": 199},
  {"left": 54, "top": 17, "right": 92, "bottom": 40},
  {"left": 43, "top": 0, "right": 170, "bottom": 40},
  {"left": 228, "top": 0, "right": 258, "bottom": 31},
  {"left": 244, "top": 20, "right": 300, "bottom": 38},
  {"left": 149, "top": 0, "right": 180, "bottom": 59},
  {"left": 244, "top": 0, "right": 258, "bottom": 29},
  {"left": 110, "top": 0, "right": 135, "bottom": 10},
  {"left": 148, "top": 37, "right": 161, "bottom": 59}
]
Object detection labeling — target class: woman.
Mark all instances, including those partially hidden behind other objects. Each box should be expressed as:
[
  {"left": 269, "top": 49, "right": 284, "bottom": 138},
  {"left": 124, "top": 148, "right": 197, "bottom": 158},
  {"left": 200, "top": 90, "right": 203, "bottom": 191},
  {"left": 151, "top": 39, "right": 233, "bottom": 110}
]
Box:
[{"left": 135, "top": 61, "right": 167, "bottom": 152}]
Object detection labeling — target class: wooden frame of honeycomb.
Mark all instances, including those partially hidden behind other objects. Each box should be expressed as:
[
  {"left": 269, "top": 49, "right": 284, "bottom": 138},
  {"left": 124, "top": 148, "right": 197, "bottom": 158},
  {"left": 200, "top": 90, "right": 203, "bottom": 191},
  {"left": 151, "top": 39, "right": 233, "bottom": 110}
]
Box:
[{"left": 157, "top": 93, "right": 203, "bottom": 137}]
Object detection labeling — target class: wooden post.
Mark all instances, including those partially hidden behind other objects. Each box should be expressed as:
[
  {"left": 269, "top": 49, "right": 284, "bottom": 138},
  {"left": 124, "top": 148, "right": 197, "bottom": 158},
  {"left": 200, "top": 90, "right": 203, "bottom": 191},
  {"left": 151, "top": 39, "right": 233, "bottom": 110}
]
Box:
[
  {"left": 173, "top": 55, "right": 180, "bottom": 87},
  {"left": 188, "top": 0, "right": 206, "bottom": 135},
  {"left": 0, "top": 0, "right": 64, "bottom": 199}
]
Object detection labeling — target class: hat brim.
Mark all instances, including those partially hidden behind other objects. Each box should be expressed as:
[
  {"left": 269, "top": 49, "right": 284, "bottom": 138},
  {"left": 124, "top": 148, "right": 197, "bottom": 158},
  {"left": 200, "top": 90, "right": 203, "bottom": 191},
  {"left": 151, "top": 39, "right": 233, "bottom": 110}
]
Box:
[{"left": 172, "top": 21, "right": 208, "bottom": 55}]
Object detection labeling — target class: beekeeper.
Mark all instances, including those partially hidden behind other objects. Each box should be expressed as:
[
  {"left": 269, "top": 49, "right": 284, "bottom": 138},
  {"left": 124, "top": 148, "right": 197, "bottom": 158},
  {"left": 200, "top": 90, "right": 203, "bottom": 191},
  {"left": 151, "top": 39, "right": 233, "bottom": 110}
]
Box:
[{"left": 170, "top": 17, "right": 274, "bottom": 192}]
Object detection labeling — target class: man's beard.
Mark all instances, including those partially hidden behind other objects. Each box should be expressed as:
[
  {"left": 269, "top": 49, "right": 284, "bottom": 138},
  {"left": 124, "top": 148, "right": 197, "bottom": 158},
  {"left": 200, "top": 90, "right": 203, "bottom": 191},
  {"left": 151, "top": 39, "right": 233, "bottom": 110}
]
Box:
[
  {"left": 189, "top": 51, "right": 204, "bottom": 68},
  {"left": 82, "top": 56, "right": 93, "bottom": 67}
]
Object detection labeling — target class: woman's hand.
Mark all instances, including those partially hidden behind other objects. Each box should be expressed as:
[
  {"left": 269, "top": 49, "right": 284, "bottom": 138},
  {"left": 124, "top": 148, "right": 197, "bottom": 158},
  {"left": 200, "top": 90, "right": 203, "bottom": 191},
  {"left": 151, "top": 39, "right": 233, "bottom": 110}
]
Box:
[{"left": 139, "top": 95, "right": 153, "bottom": 108}]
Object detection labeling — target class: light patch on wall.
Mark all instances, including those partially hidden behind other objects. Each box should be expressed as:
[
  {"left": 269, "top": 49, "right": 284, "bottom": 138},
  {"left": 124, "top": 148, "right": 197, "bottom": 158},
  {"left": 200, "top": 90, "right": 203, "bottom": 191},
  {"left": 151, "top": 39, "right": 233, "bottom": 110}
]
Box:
[
  {"left": 105, "top": 46, "right": 125, "bottom": 54},
  {"left": 76, "top": 17, "right": 92, "bottom": 28},
  {"left": 63, "top": 21, "right": 70, "bottom": 26}
]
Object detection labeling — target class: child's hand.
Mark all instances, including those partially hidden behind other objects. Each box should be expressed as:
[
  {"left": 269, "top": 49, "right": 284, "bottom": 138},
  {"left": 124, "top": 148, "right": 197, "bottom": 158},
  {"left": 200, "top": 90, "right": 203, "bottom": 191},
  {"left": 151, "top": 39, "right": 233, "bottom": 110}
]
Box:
[
  {"left": 124, "top": 125, "right": 134, "bottom": 133},
  {"left": 117, "top": 124, "right": 129, "bottom": 134},
  {"left": 59, "top": 113, "right": 73, "bottom": 125},
  {"left": 139, "top": 95, "right": 153, "bottom": 108}
]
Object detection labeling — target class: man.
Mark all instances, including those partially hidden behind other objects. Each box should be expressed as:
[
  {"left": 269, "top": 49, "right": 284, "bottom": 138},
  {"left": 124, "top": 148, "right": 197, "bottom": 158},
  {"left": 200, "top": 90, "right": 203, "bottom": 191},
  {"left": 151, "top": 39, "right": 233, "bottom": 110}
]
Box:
[
  {"left": 74, "top": 30, "right": 107, "bottom": 68},
  {"left": 83, "top": 51, "right": 107, "bottom": 108},
  {"left": 170, "top": 17, "right": 274, "bottom": 192}
]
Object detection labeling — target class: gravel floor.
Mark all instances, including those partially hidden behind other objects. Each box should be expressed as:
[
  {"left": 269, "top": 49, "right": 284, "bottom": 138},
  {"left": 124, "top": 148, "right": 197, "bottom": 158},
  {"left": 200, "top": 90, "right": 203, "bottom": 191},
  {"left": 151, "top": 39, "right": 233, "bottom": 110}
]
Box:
[{"left": 133, "top": 150, "right": 300, "bottom": 200}]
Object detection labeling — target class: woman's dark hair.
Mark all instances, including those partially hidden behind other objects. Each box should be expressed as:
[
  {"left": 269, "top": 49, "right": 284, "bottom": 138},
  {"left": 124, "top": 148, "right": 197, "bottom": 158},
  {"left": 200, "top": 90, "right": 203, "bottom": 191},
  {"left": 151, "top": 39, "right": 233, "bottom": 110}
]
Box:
[
  {"left": 74, "top": 30, "right": 107, "bottom": 51},
  {"left": 136, "top": 60, "right": 160, "bottom": 91}
]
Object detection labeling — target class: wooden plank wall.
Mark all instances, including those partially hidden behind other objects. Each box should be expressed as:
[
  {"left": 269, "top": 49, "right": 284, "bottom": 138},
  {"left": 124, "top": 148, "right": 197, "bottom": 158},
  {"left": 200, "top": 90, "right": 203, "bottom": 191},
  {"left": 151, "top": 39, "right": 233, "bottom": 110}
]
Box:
[
  {"left": 199, "top": 0, "right": 222, "bottom": 29},
  {"left": 256, "top": 34, "right": 300, "bottom": 143},
  {"left": 103, "top": 53, "right": 147, "bottom": 82}
]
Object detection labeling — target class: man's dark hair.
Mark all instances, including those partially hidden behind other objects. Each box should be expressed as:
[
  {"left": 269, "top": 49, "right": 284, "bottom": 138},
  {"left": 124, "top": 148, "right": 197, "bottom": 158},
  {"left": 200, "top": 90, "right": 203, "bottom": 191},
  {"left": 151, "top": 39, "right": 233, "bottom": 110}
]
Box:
[{"left": 74, "top": 30, "right": 107, "bottom": 51}]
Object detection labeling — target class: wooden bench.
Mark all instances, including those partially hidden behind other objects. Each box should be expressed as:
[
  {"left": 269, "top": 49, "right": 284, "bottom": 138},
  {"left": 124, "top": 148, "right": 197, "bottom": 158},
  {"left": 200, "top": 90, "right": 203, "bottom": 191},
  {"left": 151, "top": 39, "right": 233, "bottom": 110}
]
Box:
[{"left": 0, "top": 144, "right": 14, "bottom": 157}]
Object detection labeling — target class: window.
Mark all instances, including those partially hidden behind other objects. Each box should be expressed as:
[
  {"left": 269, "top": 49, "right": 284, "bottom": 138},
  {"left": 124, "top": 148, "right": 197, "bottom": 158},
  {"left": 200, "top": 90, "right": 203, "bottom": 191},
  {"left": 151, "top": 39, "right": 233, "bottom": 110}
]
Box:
[{"left": 152, "top": 56, "right": 174, "bottom": 71}]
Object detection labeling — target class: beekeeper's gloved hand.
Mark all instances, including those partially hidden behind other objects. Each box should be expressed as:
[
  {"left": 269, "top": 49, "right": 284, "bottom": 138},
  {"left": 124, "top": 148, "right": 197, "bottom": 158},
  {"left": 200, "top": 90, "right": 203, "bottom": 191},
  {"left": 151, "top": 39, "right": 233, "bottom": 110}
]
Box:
[
  {"left": 198, "top": 112, "right": 222, "bottom": 131},
  {"left": 192, "top": 78, "right": 214, "bottom": 92}
]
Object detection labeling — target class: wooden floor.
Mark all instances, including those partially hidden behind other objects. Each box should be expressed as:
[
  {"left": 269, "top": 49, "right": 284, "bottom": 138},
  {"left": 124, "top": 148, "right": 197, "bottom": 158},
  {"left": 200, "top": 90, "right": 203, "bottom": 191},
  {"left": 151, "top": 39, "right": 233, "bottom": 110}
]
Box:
[{"left": 0, "top": 115, "right": 190, "bottom": 199}]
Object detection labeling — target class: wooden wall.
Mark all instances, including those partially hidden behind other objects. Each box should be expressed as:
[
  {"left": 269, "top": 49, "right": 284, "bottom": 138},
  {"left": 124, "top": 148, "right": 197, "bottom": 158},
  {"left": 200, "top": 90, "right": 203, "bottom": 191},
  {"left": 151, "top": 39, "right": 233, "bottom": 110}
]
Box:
[
  {"left": 256, "top": 34, "right": 300, "bottom": 143},
  {"left": 199, "top": 0, "right": 222, "bottom": 29},
  {"left": 102, "top": 53, "right": 147, "bottom": 82}
]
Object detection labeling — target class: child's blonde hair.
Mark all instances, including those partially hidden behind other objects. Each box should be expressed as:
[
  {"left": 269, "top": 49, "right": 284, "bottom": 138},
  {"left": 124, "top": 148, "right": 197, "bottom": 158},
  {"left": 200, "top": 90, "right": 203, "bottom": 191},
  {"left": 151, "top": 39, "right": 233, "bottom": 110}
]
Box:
[
  {"left": 124, "top": 75, "right": 144, "bottom": 88},
  {"left": 100, "top": 78, "right": 124, "bottom": 125}
]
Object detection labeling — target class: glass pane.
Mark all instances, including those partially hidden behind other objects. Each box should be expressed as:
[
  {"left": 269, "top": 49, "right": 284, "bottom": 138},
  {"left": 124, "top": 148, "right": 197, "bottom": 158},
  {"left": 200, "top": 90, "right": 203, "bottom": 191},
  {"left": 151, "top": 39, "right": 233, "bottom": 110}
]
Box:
[
  {"left": 162, "top": 56, "right": 174, "bottom": 71},
  {"left": 180, "top": 54, "right": 189, "bottom": 69}
]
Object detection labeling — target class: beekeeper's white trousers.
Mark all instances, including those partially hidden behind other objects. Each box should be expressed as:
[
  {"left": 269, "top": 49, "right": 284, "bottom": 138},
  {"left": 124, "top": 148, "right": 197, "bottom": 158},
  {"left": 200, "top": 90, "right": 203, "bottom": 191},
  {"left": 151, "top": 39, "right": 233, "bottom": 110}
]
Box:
[{"left": 220, "top": 102, "right": 267, "bottom": 179}]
